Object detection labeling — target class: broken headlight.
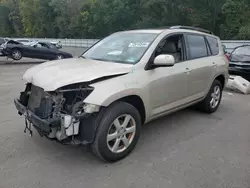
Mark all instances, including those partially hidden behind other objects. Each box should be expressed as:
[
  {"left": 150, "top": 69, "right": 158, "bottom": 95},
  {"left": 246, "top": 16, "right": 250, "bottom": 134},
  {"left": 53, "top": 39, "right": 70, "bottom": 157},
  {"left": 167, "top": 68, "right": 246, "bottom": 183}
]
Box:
[{"left": 57, "top": 84, "right": 94, "bottom": 115}]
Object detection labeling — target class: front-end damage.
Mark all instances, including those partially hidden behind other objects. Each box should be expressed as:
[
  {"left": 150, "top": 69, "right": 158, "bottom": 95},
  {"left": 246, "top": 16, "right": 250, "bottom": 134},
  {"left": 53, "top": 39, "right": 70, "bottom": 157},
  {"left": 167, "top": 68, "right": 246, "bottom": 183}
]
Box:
[{"left": 14, "top": 82, "right": 102, "bottom": 145}]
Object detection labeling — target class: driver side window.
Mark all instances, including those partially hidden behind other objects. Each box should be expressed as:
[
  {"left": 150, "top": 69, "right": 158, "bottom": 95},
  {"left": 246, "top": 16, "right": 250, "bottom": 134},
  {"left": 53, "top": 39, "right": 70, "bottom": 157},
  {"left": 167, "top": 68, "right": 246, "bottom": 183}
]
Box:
[{"left": 155, "top": 34, "right": 185, "bottom": 63}]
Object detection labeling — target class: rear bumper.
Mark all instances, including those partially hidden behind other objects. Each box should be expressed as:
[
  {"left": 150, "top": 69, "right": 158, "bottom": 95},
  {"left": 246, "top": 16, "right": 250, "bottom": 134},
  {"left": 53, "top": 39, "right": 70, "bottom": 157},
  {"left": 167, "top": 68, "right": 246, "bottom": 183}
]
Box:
[
  {"left": 1, "top": 49, "right": 10, "bottom": 56},
  {"left": 0, "top": 49, "right": 6, "bottom": 56},
  {"left": 14, "top": 98, "right": 60, "bottom": 134}
]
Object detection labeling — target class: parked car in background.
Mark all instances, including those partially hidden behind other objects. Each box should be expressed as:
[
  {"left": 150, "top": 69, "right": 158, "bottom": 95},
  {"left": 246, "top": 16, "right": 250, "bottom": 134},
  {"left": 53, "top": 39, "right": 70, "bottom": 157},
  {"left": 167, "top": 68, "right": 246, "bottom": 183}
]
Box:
[
  {"left": 14, "top": 26, "right": 228, "bottom": 162},
  {"left": 2, "top": 40, "right": 73, "bottom": 60},
  {"left": 228, "top": 45, "right": 250, "bottom": 80},
  {"left": 0, "top": 37, "right": 9, "bottom": 45},
  {"left": 15, "top": 39, "right": 62, "bottom": 49},
  {"left": 0, "top": 38, "right": 10, "bottom": 56},
  {"left": 51, "top": 41, "right": 62, "bottom": 49}
]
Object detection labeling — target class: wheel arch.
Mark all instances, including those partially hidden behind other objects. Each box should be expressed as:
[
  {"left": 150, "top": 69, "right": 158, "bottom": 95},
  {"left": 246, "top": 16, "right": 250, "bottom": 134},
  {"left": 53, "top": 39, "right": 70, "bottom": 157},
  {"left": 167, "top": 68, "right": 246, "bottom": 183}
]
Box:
[
  {"left": 12, "top": 47, "right": 23, "bottom": 53},
  {"left": 215, "top": 74, "right": 225, "bottom": 89},
  {"left": 113, "top": 95, "right": 146, "bottom": 125}
]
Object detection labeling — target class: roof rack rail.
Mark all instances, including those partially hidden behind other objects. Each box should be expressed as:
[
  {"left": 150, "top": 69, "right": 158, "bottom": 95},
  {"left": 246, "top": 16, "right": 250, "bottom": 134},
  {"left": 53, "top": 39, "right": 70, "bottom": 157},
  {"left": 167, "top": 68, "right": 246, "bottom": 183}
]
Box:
[{"left": 170, "top": 25, "right": 213, "bottom": 35}]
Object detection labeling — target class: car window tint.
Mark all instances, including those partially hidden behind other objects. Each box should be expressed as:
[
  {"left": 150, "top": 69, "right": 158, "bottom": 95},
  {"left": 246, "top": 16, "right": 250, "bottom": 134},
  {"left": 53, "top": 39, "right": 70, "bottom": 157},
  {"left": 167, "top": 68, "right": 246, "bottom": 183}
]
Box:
[
  {"left": 186, "top": 35, "right": 208, "bottom": 59},
  {"left": 206, "top": 36, "right": 219, "bottom": 55}
]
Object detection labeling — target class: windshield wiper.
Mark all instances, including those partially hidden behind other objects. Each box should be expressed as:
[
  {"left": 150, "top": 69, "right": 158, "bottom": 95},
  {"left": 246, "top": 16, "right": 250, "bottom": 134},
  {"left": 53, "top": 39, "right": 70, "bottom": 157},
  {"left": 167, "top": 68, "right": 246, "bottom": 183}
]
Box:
[{"left": 78, "top": 55, "right": 86, "bottom": 58}]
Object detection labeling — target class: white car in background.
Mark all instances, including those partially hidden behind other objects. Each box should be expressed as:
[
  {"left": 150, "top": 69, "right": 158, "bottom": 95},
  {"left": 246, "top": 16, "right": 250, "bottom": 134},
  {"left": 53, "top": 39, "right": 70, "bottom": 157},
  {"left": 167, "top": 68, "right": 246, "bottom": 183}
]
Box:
[{"left": 15, "top": 39, "right": 35, "bottom": 46}]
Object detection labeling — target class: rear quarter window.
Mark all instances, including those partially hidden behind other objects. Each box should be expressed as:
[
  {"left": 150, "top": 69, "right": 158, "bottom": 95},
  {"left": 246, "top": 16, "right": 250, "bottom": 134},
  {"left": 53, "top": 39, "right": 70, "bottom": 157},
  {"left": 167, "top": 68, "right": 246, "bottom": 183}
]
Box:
[{"left": 206, "top": 36, "right": 219, "bottom": 55}]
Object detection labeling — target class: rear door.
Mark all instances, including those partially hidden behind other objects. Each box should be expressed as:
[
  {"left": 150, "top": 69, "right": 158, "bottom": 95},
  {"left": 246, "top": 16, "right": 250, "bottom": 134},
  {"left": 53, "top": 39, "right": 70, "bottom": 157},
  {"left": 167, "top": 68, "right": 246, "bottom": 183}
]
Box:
[{"left": 184, "top": 34, "right": 215, "bottom": 100}]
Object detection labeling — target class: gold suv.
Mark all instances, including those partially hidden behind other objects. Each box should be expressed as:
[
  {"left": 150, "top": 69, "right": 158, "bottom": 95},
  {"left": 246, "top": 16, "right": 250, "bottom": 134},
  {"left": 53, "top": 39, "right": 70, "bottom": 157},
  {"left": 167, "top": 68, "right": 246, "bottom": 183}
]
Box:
[{"left": 14, "top": 26, "right": 229, "bottom": 162}]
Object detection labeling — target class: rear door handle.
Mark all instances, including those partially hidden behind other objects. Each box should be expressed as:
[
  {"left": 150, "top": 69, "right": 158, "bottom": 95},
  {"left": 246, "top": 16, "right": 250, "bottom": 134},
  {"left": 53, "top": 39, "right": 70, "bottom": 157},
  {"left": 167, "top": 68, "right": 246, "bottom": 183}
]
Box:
[{"left": 212, "top": 62, "right": 217, "bottom": 68}]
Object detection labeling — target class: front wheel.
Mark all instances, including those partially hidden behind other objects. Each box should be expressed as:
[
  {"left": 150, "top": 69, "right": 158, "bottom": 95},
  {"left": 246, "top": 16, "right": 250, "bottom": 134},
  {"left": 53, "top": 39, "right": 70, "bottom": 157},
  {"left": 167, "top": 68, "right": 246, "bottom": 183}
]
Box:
[
  {"left": 197, "top": 80, "right": 222, "bottom": 113},
  {"left": 91, "top": 102, "right": 141, "bottom": 162}
]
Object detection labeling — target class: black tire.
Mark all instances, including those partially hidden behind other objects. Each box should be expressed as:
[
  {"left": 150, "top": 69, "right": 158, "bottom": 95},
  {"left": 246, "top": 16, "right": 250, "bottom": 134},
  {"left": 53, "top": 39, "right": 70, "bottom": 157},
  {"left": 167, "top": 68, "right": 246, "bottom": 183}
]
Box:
[
  {"left": 12, "top": 49, "right": 22, "bottom": 60},
  {"left": 91, "top": 101, "right": 141, "bottom": 162},
  {"left": 197, "top": 80, "right": 222, "bottom": 113}
]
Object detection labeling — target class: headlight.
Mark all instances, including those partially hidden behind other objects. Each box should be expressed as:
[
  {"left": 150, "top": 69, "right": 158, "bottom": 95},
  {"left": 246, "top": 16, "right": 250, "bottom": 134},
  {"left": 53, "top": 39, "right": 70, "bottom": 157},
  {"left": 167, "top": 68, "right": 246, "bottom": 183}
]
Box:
[
  {"left": 83, "top": 103, "right": 100, "bottom": 113},
  {"left": 57, "top": 85, "right": 95, "bottom": 114}
]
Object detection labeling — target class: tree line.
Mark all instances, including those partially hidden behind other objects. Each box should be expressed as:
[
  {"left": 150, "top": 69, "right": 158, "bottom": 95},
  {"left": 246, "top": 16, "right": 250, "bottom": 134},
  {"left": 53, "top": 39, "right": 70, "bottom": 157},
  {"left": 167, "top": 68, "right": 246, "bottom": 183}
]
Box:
[{"left": 0, "top": 0, "right": 249, "bottom": 39}]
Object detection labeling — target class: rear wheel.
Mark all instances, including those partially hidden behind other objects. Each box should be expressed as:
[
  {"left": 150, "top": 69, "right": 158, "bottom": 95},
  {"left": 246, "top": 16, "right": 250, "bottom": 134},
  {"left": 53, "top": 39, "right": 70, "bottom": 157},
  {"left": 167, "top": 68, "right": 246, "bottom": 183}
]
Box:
[
  {"left": 12, "top": 49, "right": 22, "bottom": 60},
  {"left": 197, "top": 80, "right": 222, "bottom": 113},
  {"left": 91, "top": 102, "right": 141, "bottom": 162}
]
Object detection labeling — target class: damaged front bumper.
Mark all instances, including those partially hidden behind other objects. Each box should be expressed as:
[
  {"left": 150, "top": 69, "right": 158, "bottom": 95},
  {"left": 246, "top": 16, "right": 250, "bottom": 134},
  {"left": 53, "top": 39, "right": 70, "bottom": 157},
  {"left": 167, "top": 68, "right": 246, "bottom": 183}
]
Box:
[
  {"left": 14, "top": 83, "right": 102, "bottom": 145},
  {"left": 14, "top": 98, "right": 60, "bottom": 136}
]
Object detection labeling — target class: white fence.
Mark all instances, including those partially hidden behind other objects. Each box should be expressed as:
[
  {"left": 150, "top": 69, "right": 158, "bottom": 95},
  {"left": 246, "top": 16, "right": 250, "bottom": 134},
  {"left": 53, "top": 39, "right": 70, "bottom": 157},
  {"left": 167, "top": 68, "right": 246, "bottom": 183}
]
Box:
[
  {"left": 11, "top": 38, "right": 100, "bottom": 48},
  {"left": 222, "top": 40, "right": 250, "bottom": 52},
  {"left": 7, "top": 38, "right": 250, "bottom": 52}
]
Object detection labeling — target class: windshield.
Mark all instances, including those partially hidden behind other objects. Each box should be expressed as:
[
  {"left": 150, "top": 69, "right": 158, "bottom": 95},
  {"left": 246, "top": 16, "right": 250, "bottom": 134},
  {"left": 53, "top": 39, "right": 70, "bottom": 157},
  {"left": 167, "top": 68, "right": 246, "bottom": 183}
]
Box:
[
  {"left": 82, "top": 32, "right": 158, "bottom": 64},
  {"left": 233, "top": 46, "right": 250, "bottom": 56},
  {"left": 231, "top": 45, "right": 250, "bottom": 62}
]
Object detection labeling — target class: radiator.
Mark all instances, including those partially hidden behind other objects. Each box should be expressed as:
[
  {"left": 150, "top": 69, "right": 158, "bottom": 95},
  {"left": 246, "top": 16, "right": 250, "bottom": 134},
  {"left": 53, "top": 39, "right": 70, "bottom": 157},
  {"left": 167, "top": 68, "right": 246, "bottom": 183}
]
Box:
[{"left": 27, "top": 85, "right": 53, "bottom": 119}]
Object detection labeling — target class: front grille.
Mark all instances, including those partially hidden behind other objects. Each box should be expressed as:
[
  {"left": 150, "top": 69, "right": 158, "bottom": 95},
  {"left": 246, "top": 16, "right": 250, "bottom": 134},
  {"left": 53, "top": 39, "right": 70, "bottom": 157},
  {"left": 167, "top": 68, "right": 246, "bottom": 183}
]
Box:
[
  {"left": 27, "top": 85, "right": 53, "bottom": 119},
  {"left": 229, "top": 62, "right": 250, "bottom": 69}
]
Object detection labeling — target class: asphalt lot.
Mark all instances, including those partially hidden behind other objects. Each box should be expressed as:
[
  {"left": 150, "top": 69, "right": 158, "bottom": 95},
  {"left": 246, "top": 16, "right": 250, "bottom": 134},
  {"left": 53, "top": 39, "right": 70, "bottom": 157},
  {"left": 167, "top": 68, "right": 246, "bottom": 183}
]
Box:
[{"left": 1, "top": 64, "right": 250, "bottom": 188}]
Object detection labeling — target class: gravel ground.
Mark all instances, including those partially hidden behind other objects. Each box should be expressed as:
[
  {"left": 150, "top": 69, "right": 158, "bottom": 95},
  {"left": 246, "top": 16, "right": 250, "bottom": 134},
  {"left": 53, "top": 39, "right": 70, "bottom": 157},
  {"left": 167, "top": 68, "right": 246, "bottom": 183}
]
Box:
[{"left": 0, "top": 64, "right": 250, "bottom": 188}]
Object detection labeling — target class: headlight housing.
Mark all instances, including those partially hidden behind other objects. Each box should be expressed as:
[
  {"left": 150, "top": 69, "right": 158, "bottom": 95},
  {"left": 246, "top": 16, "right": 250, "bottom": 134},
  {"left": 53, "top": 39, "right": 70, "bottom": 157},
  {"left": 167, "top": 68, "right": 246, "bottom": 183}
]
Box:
[{"left": 57, "top": 84, "right": 94, "bottom": 114}]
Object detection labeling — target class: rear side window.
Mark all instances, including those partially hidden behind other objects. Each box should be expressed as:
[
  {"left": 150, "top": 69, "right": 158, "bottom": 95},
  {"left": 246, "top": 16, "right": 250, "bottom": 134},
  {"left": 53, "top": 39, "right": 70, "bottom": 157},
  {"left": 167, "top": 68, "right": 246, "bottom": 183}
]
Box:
[
  {"left": 206, "top": 36, "right": 219, "bottom": 55},
  {"left": 186, "top": 35, "right": 208, "bottom": 59}
]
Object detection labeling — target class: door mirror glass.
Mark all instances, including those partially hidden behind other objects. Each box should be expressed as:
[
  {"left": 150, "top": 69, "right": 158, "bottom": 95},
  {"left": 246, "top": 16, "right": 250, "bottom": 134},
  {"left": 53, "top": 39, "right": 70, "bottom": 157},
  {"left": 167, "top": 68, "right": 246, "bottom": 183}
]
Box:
[{"left": 153, "top": 54, "right": 175, "bottom": 67}]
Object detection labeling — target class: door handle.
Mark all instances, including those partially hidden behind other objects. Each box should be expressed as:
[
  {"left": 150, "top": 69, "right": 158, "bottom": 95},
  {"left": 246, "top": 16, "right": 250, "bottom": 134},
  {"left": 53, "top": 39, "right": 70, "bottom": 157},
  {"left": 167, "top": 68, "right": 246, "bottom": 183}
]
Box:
[{"left": 212, "top": 62, "right": 217, "bottom": 68}]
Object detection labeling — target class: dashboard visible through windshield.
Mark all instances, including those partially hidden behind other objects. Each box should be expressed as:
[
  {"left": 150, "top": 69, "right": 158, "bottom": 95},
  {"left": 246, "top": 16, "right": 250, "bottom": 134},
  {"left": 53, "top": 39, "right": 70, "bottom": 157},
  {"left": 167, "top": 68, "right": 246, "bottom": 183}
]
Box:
[{"left": 82, "top": 32, "right": 158, "bottom": 64}]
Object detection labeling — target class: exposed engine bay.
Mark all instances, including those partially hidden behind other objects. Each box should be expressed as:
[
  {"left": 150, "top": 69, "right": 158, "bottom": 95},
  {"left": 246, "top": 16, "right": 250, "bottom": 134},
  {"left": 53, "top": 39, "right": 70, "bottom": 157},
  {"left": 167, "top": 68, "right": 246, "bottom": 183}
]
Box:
[{"left": 16, "top": 83, "right": 101, "bottom": 145}]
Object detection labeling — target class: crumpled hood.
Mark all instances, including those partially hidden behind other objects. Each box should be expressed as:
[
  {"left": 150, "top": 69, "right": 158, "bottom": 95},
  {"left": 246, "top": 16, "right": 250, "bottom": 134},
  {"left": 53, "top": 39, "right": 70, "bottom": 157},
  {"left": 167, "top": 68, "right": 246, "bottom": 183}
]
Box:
[{"left": 23, "top": 58, "right": 133, "bottom": 91}]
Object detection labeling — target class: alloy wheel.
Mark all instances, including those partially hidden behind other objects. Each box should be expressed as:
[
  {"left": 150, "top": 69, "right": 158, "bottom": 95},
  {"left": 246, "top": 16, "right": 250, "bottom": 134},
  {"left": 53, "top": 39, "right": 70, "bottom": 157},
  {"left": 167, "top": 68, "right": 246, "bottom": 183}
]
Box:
[
  {"left": 106, "top": 114, "right": 136, "bottom": 153},
  {"left": 210, "top": 85, "right": 221, "bottom": 109}
]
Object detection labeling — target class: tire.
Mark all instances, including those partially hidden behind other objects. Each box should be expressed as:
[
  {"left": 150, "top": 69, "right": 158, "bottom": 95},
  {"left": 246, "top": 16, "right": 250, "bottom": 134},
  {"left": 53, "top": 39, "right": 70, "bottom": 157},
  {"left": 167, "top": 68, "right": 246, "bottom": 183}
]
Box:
[
  {"left": 12, "top": 49, "right": 22, "bottom": 60},
  {"left": 197, "top": 80, "right": 222, "bottom": 113},
  {"left": 91, "top": 101, "right": 141, "bottom": 162}
]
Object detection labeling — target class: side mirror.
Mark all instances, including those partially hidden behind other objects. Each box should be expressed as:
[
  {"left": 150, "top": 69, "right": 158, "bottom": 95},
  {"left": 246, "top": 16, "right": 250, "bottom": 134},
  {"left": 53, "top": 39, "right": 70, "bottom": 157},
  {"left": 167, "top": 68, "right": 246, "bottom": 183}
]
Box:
[
  {"left": 153, "top": 54, "right": 175, "bottom": 67},
  {"left": 33, "top": 45, "right": 37, "bottom": 48}
]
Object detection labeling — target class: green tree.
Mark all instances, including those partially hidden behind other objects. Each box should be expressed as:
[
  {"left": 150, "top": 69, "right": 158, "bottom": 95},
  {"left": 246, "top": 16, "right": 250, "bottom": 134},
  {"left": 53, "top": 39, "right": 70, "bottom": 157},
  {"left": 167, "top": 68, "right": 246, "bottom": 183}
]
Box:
[{"left": 20, "top": 0, "right": 56, "bottom": 37}]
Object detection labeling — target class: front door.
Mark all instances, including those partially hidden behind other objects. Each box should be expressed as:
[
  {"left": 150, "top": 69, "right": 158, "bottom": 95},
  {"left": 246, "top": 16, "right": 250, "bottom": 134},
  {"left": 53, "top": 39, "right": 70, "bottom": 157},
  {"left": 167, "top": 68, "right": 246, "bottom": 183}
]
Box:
[{"left": 147, "top": 34, "right": 189, "bottom": 118}]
